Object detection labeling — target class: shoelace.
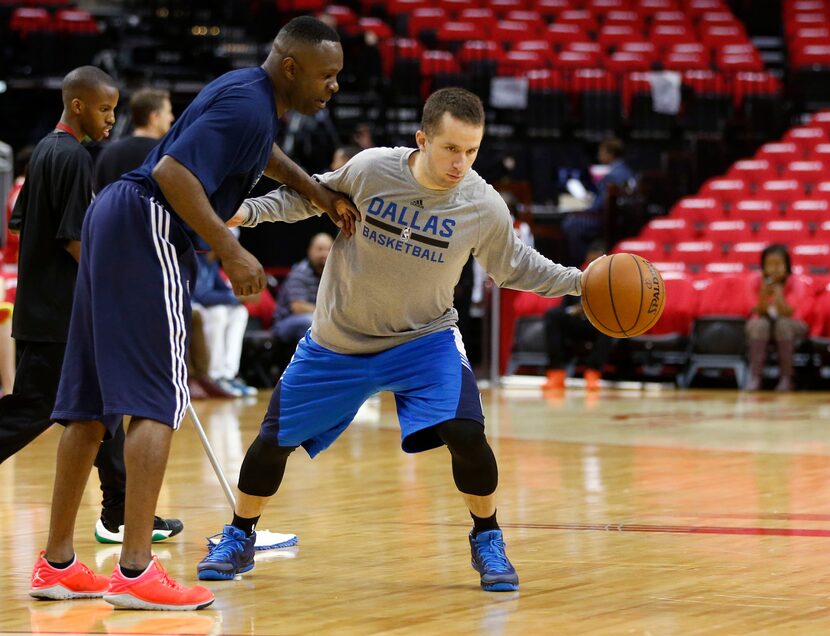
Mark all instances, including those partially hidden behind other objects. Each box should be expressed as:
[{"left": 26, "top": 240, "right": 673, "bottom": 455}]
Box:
[
  {"left": 78, "top": 562, "right": 96, "bottom": 578},
  {"left": 204, "top": 532, "right": 246, "bottom": 562},
  {"left": 478, "top": 535, "right": 511, "bottom": 573},
  {"left": 152, "top": 558, "right": 185, "bottom": 591}
]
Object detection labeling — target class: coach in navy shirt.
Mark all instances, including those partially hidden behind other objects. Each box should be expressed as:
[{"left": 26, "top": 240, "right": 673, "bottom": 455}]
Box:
[{"left": 36, "top": 16, "right": 358, "bottom": 611}]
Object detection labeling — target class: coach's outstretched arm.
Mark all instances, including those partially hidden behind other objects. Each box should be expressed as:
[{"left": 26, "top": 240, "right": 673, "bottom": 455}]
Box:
[
  {"left": 266, "top": 143, "right": 359, "bottom": 235},
  {"left": 153, "top": 155, "right": 266, "bottom": 297}
]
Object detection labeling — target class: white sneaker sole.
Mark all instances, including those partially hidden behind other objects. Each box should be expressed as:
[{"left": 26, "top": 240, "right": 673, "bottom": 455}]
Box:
[
  {"left": 104, "top": 592, "right": 214, "bottom": 611},
  {"left": 30, "top": 584, "right": 105, "bottom": 600},
  {"left": 95, "top": 519, "right": 173, "bottom": 544}
]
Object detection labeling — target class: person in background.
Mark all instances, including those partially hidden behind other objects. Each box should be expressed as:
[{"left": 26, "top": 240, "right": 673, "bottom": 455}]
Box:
[
  {"left": 5, "top": 145, "right": 33, "bottom": 265},
  {"left": 272, "top": 232, "right": 333, "bottom": 346},
  {"left": 745, "top": 244, "right": 811, "bottom": 392},
  {"left": 0, "top": 145, "right": 33, "bottom": 395},
  {"left": 193, "top": 248, "right": 257, "bottom": 398},
  {"left": 0, "top": 68, "right": 182, "bottom": 552},
  {"left": 93, "top": 88, "right": 174, "bottom": 193},
  {"left": 330, "top": 144, "right": 360, "bottom": 171},
  {"left": 561, "top": 137, "right": 635, "bottom": 265},
  {"left": 351, "top": 122, "right": 374, "bottom": 149},
  {"left": 542, "top": 241, "right": 614, "bottom": 392}
]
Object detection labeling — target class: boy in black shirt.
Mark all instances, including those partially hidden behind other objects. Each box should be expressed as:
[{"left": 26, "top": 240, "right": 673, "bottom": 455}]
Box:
[
  {"left": 0, "top": 66, "right": 181, "bottom": 558},
  {"left": 93, "top": 88, "right": 175, "bottom": 193}
]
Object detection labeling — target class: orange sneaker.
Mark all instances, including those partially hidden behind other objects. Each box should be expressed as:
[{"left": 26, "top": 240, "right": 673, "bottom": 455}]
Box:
[
  {"left": 584, "top": 369, "right": 602, "bottom": 391},
  {"left": 542, "top": 369, "right": 566, "bottom": 390},
  {"left": 30, "top": 551, "right": 110, "bottom": 600},
  {"left": 104, "top": 557, "right": 214, "bottom": 611}
]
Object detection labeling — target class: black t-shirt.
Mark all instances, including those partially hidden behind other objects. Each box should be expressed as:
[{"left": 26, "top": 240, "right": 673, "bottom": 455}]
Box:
[
  {"left": 93, "top": 135, "right": 159, "bottom": 193},
  {"left": 11, "top": 131, "right": 91, "bottom": 342}
]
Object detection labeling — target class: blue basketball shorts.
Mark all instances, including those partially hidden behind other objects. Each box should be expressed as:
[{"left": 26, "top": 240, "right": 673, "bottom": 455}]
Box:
[
  {"left": 52, "top": 181, "right": 196, "bottom": 436},
  {"left": 259, "top": 328, "right": 484, "bottom": 457}
]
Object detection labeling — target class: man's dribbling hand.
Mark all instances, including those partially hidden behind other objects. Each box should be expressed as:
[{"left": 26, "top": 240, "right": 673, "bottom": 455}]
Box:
[{"left": 580, "top": 254, "right": 608, "bottom": 293}]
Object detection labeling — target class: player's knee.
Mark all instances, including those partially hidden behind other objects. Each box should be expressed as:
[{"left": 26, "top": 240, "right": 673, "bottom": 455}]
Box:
[
  {"left": 437, "top": 418, "right": 488, "bottom": 455},
  {"left": 237, "top": 435, "right": 296, "bottom": 497}
]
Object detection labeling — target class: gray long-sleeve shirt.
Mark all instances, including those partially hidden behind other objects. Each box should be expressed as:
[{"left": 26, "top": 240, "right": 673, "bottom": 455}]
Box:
[{"left": 242, "top": 146, "right": 582, "bottom": 354}]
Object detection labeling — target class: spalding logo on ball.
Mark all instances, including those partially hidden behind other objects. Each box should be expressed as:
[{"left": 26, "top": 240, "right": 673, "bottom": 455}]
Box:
[{"left": 581, "top": 253, "right": 666, "bottom": 338}]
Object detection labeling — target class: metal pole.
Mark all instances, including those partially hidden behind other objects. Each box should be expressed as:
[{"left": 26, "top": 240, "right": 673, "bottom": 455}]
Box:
[{"left": 187, "top": 403, "right": 237, "bottom": 509}]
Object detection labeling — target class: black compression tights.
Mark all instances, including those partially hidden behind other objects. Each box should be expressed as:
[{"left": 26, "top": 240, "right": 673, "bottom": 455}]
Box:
[
  {"left": 436, "top": 419, "right": 498, "bottom": 496},
  {"left": 237, "top": 420, "right": 497, "bottom": 498},
  {"left": 237, "top": 435, "right": 297, "bottom": 498}
]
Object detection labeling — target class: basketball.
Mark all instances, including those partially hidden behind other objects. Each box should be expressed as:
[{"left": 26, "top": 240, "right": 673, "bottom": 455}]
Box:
[{"left": 581, "top": 253, "right": 666, "bottom": 338}]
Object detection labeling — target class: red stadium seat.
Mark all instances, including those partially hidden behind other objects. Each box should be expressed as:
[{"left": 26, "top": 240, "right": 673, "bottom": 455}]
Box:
[
  {"left": 670, "top": 197, "right": 724, "bottom": 225},
  {"left": 672, "top": 240, "right": 720, "bottom": 270},
  {"left": 809, "top": 143, "right": 830, "bottom": 163},
  {"left": 495, "top": 20, "right": 543, "bottom": 45},
  {"left": 782, "top": 160, "right": 828, "bottom": 189},
  {"left": 544, "top": 23, "right": 589, "bottom": 51},
  {"left": 558, "top": 10, "right": 599, "bottom": 32},
  {"left": 755, "top": 142, "right": 802, "bottom": 170},
  {"left": 639, "top": 218, "right": 697, "bottom": 244},
  {"left": 695, "top": 273, "right": 756, "bottom": 316},
  {"left": 784, "top": 126, "right": 828, "bottom": 150},
  {"left": 408, "top": 8, "right": 447, "bottom": 39},
  {"left": 792, "top": 241, "right": 830, "bottom": 273},
  {"left": 727, "top": 159, "right": 776, "bottom": 187},
  {"left": 458, "top": 8, "right": 498, "bottom": 32},
  {"left": 700, "top": 178, "right": 750, "bottom": 206},
  {"left": 704, "top": 220, "right": 749, "bottom": 248},
  {"left": 759, "top": 179, "right": 805, "bottom": 210},
  {"left": 498, "top": 50, "right": 547, "bottom": 75},
  {"left": 647, "top": 272, "right": 697, "bottom": 336},
  {"left": 788, "top": 199, "right": 830, "bottom": 227},
  {"left": 755, "top": 220, "right": 809, "bottom": 246},
  {"left": 730, "top": 241, "right": 769, "bottom": 268},
  {"left": 703, "top": 262, "right": 747, "bottom": 276},
  {"left": 729, "top": 198, "right": 778, "bottom": 226},
  {"left": 612, "top": 239, "right": 666, "bottom": 263}
]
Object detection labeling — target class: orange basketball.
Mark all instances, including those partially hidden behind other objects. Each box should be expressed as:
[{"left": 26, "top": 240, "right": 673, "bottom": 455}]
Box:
[{"left": 581, "top": 253, "right": 666, "bottom": 338}]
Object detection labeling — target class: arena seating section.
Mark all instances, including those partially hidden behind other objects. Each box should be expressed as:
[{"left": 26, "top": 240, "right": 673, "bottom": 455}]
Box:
[
  {"left": 508, "top": 110, "right": 830, "bottom": 386},
  {"left": 2, "top": 0, "right": 830, "bottom": 386}
]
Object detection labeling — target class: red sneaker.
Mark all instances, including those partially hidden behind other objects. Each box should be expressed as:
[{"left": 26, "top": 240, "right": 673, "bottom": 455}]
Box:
[
  {"left": 30, "top": 551, "right": 109, "bottom": 600},
  {"left": 104, "top": 557, "right": 214, "bottom": 611}
]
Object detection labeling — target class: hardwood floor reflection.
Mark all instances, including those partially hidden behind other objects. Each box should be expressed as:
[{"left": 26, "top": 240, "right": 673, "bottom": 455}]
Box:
[{"left": 3, "top": 386, "right": 830, "bottom": 635}]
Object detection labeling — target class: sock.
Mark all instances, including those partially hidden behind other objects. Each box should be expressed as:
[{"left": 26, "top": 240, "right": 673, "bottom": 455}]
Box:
[
  {"left": 47, "top": 557, "right": 74, "bottom": 570},
  {"left": 232, "top": 513, "right": 260, "bottom": 537},
  {"left": 119, "top": 564, "right": 145, "bottom": 579},
  {"left": 471, "top": 510, "right": 499, "bottom": 536}
]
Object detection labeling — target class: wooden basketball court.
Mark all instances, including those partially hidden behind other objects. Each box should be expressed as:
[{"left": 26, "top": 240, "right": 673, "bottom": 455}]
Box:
[{"left": 2, "top": 383, "right": 830, "bottom": 634}]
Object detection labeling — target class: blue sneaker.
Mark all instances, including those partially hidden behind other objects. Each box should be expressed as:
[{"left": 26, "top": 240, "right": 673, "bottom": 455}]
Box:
[
  {"left": 197, "top": 525, "right": 256, "bottom": 581},
  {"left": 469, "top": 529, "right": 519, "bottom": 592}
]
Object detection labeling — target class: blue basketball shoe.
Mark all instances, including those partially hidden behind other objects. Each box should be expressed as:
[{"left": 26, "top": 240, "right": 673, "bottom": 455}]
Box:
[
  {"left": 469, "top": 529, "right": 519, "bottom": 592},
  {"left": 197, "top": 525, "right": 256, "bottom": 581}
]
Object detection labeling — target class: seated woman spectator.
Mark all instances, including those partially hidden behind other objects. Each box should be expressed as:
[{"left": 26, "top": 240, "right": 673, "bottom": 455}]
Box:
[
  {"left": 745, "top": 244, "right": 811, "bottom": 392},
  {"left": 542, "top": 241, "right": 613, "bottom": 391}
]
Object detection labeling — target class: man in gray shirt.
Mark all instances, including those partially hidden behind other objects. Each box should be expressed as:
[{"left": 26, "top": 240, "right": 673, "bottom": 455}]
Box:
[{"left": 199, "top": 88, "right": 593, "bottom": 592}]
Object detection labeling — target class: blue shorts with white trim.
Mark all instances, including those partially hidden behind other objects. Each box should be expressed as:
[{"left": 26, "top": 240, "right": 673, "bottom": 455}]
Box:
[
  {"left": 260, "top": 328, "right": 484, "bottom": 457},
  {"left": 52, "top": 181, "right": 196, "bottom": 436}
]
